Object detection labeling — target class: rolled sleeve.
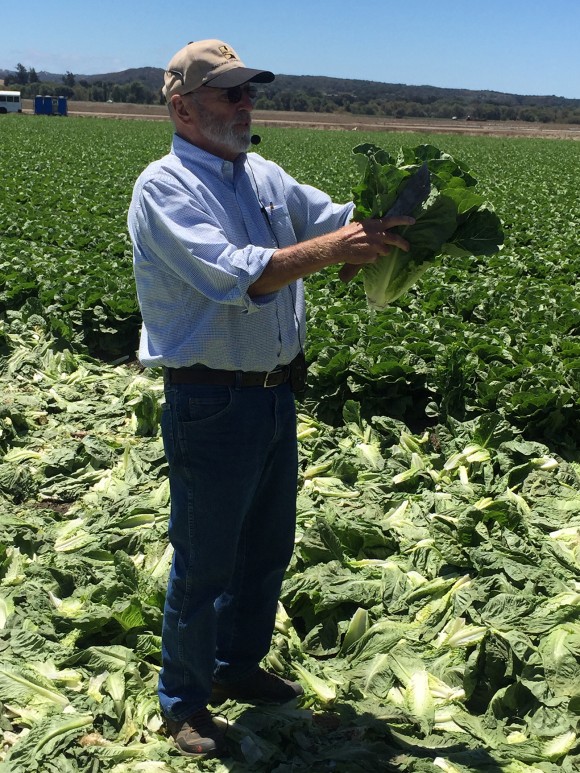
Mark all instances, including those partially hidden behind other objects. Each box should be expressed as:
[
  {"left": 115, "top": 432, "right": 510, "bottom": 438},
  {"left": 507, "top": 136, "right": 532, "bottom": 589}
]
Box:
[{"left": 136, "top": 178, "right": 276, "bottom": 311}]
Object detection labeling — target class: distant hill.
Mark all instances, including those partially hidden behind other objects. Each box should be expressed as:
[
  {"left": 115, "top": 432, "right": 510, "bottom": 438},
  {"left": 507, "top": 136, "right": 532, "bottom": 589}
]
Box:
[
  {"left": 78, "top": 67, "right": 164, "bottom": 90},
  {"left": 0, "top": 66, "right": 163, "bottom": 92},
  {"left": 3, "top": 65, "right": 579, "bottom": 103},
  {"left": 0, "top": 66, "right": 166, "bottom": 91},
  {"left": 263, "top": 74, "right": 580, "bottom": 108},
  {"left": 2, "top": 66, "right": 579, "bottom": 123}
]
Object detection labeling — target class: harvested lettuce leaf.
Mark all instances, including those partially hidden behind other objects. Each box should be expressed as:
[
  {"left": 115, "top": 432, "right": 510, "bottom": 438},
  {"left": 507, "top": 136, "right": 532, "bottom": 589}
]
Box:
[{"left": 351, "top": 143, "right": 504, "bottom": 309}]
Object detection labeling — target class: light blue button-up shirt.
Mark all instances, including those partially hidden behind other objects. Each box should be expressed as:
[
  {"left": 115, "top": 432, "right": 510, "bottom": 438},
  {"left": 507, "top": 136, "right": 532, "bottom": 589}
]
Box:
[{"left": 128, "top": 134, "right": 354, "bottom": 371}]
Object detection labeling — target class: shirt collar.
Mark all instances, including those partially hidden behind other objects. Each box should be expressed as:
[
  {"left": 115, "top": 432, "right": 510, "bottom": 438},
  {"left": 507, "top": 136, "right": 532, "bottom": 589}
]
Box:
[{"left": 171, "top": 133, "right": 248, "bottom": 181}]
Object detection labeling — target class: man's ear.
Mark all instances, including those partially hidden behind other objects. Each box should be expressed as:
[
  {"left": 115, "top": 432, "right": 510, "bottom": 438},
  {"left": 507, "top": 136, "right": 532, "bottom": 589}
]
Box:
[{"left": 171, "top": 94, "right": 190, "bottom": 122}]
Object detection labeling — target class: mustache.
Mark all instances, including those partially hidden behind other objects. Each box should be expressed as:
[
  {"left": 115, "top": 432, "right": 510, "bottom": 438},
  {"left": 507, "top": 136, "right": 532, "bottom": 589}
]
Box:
[{"left": 234, "top": 110, "right": 252, "bottom": 124}]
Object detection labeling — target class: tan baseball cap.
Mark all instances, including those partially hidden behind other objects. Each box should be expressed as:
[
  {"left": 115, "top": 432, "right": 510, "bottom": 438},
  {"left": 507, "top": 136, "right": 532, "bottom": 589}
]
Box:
[{"left": 162, "top": 39, "right": 275, "bottom": 100}]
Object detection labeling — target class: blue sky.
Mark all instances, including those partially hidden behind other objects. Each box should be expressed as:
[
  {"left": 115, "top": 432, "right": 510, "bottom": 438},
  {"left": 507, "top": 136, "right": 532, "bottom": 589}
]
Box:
[{"left": 3, "top": 0, "right": 579, "bottom": 99}]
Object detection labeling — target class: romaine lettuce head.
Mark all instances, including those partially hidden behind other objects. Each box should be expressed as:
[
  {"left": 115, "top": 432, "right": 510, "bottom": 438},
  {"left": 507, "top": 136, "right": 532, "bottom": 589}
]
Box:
[{"left": 351, "top": 143, "right": 504, "bottom": 310}]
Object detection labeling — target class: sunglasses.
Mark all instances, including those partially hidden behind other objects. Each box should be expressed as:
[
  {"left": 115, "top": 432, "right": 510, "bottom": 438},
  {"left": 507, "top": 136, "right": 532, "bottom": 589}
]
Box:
[{"left": 207, "top": 83, "right": 259, "bottom": 104}]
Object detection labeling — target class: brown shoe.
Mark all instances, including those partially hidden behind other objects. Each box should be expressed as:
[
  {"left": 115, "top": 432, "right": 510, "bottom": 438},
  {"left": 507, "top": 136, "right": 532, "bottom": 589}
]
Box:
[
  {"left": 165, "top": 708, "right": 226, "bottom": 757},
  {"left": 211, "top": 667, "right": 304, "bottom": 705}
]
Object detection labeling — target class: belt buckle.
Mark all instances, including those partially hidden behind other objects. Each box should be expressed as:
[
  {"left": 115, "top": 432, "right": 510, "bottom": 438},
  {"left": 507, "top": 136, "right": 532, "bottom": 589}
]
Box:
[{"left": 263, "top": 369, "right": 279, "bottom": 387}]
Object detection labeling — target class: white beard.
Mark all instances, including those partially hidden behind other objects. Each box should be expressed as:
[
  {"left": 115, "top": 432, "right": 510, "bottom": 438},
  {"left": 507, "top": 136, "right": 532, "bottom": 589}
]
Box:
[{"left": 194, "top": 103, "right": 251, "bottom": 155}]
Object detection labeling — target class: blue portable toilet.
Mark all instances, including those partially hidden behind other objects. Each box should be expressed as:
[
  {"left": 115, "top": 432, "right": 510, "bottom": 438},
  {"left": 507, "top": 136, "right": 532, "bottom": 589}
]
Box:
[{"left": 33, "top": 94, "right": 68, "bottom": 116}]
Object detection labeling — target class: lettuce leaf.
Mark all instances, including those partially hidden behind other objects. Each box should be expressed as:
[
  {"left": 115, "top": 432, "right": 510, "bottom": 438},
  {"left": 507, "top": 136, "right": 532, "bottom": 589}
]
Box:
[{"left": 351, "top": 143, "right": 504, "bottom": 309}]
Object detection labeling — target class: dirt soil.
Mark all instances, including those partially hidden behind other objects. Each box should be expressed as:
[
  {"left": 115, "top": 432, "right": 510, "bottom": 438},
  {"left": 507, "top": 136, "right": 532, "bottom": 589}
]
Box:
[{"left": 22, "top": 99, "right": 580, "bottom": 140}]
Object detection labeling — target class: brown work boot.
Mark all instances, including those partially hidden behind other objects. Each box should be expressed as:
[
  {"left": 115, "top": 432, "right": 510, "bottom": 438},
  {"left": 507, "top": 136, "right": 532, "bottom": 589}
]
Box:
[
  {"left": 211, "top": 667, "right": 304, "bottom": 705},
  {"left": 165, "top": 707, "right": 227, "bottom": 757}
]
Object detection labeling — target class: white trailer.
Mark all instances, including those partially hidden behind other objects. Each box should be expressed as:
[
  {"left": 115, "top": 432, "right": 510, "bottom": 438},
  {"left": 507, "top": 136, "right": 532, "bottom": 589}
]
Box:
[{"left": 0, "top": 90, "right": 22, "bottom": 113}]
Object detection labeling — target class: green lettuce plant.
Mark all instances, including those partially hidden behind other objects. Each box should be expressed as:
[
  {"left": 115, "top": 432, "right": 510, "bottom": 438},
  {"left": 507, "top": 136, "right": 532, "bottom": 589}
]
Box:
[{"left": 351, "top": 143, "right": 504, "bottom": 309}]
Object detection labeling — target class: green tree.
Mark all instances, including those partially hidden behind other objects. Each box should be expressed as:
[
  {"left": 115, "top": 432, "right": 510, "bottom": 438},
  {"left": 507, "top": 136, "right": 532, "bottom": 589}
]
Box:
[
  {"left": 290, "top": 93, "right": 309, "bottom": 111},
  {"left": 519, "top": 107, "right": 538, "bottom": 122},
  {"left": 127, "top": 80, "right": 148, "bottom": 103},
  {"left": 111, "top": 84, "right": 124, "bottom": 103},
  {"left": 91, "top": 81, "right": 106, "bottom": 101},
  {"left": 58, "top": 85, "right": 75, "bottom": 99},
  {"left": 29, "top": 68, "right": 39, "bottom": 84},
  {"left": 63, "top": 71, "right": 76, "bottom": 87},
  {"left": 15, "top": 63, "right": 29, "bottom": 85}
]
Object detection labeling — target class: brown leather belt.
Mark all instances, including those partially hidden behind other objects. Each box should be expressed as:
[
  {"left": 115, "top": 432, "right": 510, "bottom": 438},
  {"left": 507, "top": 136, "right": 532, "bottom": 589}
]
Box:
[{"left": 164, "top": 363, "right": 292, "bottom": 387}]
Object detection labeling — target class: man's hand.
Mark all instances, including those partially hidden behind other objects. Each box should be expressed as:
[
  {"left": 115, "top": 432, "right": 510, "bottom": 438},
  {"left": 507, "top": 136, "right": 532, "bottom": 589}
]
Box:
[{"left": 338, "top": 214, "right": 415, "bottom": 283}]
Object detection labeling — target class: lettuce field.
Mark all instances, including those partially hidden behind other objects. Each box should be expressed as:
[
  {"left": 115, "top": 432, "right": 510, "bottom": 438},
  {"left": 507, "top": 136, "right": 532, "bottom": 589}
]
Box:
[{"left": 1, "top": 115, "right": 580, "bottom": 772}]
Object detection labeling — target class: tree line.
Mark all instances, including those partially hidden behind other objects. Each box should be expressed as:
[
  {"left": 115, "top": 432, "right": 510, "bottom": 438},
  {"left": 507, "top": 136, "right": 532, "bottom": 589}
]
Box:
[
  {"left": 4, "top": 63, "right": 580, "bottom": 124},
  {"left": 4, "top": 64, "right": 155, "bottom": 104}
]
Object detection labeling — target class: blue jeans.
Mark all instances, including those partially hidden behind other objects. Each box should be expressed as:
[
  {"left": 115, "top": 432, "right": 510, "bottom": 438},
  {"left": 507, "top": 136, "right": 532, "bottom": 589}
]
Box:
[{"left": 158, "top": 379, "right": 298, "bottom": 721}]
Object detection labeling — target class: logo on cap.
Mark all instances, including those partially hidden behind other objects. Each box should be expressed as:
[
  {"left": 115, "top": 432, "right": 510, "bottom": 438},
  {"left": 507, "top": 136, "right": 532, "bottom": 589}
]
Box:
[{"left": 218, "top": 45, "right": 237, "bottom": 61}]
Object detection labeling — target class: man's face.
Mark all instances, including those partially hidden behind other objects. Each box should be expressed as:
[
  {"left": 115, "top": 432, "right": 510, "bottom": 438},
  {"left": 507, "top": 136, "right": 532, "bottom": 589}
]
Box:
[{"left": 186, "top": 84, "right": 257, "bottom": 158}]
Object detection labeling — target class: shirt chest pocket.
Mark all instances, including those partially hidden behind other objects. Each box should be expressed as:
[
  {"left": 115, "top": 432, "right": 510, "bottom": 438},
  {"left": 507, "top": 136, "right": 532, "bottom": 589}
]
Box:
[{"left": 266, "top": 204, "right": 296, "bottom": 248}]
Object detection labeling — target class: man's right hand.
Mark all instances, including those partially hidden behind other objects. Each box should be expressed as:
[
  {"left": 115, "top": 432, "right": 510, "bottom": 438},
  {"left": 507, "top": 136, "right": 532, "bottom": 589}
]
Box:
[{"left": 336, "top": 214, "right": 415, "bottom": 283}]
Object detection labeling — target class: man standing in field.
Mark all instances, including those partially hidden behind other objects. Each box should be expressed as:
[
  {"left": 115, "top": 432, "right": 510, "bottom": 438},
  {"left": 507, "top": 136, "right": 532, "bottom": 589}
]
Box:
[{"left": 128, "top": 38, "right": 412, "bottom": 758}]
